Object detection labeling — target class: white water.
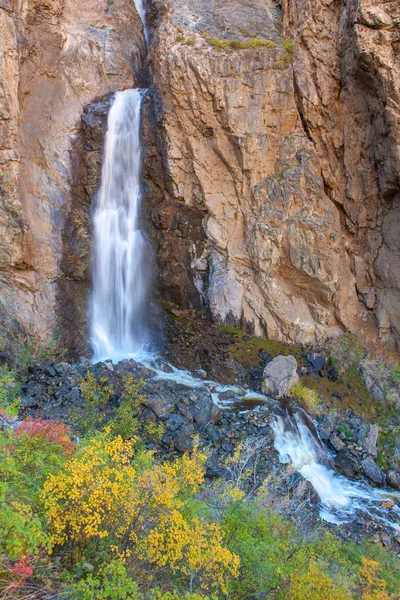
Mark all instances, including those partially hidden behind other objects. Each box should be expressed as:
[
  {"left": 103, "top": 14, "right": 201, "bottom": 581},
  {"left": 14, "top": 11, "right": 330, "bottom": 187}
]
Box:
[
  {"left": 89, "top": 83, "right": 399, "bottom": 534},
  {"left": 272, "top": 412, "right": 400, "bottom": 530},
  {"left": 133, "top": 0, "right": 150, "bottom": 46},
  {"left": 91, "top": 89, "right": 150, "bottom": 362}
]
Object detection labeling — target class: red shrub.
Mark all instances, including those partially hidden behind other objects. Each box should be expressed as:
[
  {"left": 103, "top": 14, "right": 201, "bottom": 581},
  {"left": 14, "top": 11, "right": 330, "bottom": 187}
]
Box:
[
  {"left": 12, "top": 555, "right": 33, "bottom": 579},
  {"left": 15, "top": 418, "right": 76, "bottom": 455}
]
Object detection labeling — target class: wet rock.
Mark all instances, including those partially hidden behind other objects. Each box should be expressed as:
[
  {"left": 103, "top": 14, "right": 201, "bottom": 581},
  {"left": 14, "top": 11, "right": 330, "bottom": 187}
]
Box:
[
  {"left": 261, "top": 355, "right": 299, "bottom": 398},
  {"left": 361, "top": 457, "right": 387, "bottom": 486},
  {"left": 334, "top": 449, "right": 360, "bottom": 478}
]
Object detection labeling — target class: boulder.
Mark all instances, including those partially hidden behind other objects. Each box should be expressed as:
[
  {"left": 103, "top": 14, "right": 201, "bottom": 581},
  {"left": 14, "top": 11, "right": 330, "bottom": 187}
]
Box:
[
  {"left": 261, "top": 355, "right": 299, "bottom": 398},
  {"left": 361, "top": 457, "right": 387, "bottom": 486},
  {"left": 357, "top": 424, "right": 379, "bottom": 457}
]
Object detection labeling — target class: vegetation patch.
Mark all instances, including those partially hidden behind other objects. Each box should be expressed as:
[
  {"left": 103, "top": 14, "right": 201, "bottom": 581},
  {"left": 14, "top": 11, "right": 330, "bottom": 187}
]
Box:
[
  {"left": 202, "top": 34, "right": 276, "bottom": 51},
  {"left": 216, "top": 325, "right": 304, "bottom": 369},
  {"left": 290, "top": 381, "right": 320, "bottom": 414}
]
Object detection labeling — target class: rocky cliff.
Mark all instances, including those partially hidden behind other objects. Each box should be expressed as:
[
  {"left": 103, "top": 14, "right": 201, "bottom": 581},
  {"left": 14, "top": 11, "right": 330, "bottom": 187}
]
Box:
[
  {"left": 147, "top": 0, "right": 400, "bottom": 349},
  {"left": 0, "top": 0, "right": 399, "bottom": 354},
  {"left": 0, "top": 0, "right": 146, "bottom": 353}
]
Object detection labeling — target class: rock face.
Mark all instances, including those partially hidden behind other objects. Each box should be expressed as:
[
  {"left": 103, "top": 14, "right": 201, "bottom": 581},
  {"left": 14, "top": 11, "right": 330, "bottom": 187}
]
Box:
[
  {"left": 0, "top": 0, "right": 399, "bottom": 353},
  {"left": 147, "top": 0, "right": 400, "bottom": 348},
  {"left": 261, "top": 355, "right": 299, "bottom": 397},
  {"left": 0, "top": 0, "right": 146, "bottom": 352}
]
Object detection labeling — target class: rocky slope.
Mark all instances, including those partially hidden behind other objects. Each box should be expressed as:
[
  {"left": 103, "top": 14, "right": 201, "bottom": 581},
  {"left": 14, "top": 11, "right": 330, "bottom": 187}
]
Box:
[{"left": 146, "top": 0, "right": 400, "bottom": 349}]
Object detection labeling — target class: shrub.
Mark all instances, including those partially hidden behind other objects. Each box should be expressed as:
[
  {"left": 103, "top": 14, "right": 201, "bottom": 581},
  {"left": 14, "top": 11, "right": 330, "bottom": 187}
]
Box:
[
  {"left": 290, "top": 382, "right": 320, "bottom": 414},
  {"left": 41, "top": 433, "right": 238, "bottom": 594},
  {"left": 15, "top": 418, "right": 75, "bottom": 456},
  {"left": 202, "top": 34, "right": 276, "bottom": 51}
]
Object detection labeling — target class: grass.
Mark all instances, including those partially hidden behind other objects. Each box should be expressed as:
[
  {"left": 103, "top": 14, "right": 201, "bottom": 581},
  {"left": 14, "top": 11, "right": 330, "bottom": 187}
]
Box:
[
  {"left": 290, "top": 382, "right": 320, "bottom": 414},
  {"left": 202, "top": 35, "right": 276, "bottom": 51}
]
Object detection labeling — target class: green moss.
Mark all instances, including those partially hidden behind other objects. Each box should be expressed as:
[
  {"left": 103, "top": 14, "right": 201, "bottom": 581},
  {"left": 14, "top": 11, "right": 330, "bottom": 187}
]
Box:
[
  {"left": 336, "top": 424, "right": 354, "bottom": 440},
  {"left": 203, "top": 35, "right": 276, "bottom": 51},
  {"left": 216, "top": 325, "right": 304, "bottom": 369},
  {"left": 182, "top": 36, "right": 196, "bottom": 46}
]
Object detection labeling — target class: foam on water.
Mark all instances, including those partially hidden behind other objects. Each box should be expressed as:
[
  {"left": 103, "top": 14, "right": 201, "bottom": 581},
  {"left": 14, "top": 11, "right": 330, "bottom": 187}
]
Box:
[{"left": 271, "top": 412, "right": 400, "bottom": 530}]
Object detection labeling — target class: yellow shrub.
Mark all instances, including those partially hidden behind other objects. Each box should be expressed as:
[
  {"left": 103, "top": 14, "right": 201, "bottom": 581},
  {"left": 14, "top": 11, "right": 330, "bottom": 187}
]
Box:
[
  {"left": 359, "top": 558, "right": 392, "bottom": 600},
  {"left": 290, "top": 382, "right": 320, "bottom": 414},
  {"left": 289, "top": 560, "right": 351, "bottom": 599},
  {"left": 41, "top": 433, "right": 238, "bottom": 594}
]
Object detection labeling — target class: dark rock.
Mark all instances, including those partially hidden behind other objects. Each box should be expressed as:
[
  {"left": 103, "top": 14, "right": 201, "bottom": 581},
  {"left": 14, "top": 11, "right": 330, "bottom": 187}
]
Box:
[
  {"left": 205, "top": 424, "right": 223, "bottom": 443},
  {"left": 144, "top": 394, "right": 176, "bottom": 420},
  {"left": 361, "top": 457, "right": 387, "bottom": 486},
  {"left": 166, "top": 413, "right": 186, "bottom": 432},
  {"left": 20, "top": 396, "right": 39, "bottom": 408},
  {"left": 0, "top": 352, "right": 12, "bottom": 366},
  {"left": 258, "top": 349, "right": 272, "bottom": 363},
  {"left": 306, "top": 351, "right": 325, "bottom": 372},
  {"left": 386, "top": 470, "right": 400, "bottom": 491},
  {"left": 334, "top": 449, "right": 360, "bottom": 478},
  {"left": 332, "top": 390, "right": 344, "bottom": 400},
  {"left": 327, "top": 366, "right": 339, "bottom": 381},
  {"left": 174, "top": 424, "right": 195, "bottom": 452}
]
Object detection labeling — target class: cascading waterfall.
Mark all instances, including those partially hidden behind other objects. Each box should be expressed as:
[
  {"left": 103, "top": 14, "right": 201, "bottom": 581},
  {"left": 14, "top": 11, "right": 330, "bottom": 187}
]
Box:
[
  {"left": 88, "top": 42, "right": 399, "bottom": 533},
  {"left": 272, "top": 411, "right": 400, "bottom": 529},
  {"left": 90, "top": 89, "right": 150, "bottom": 362}
]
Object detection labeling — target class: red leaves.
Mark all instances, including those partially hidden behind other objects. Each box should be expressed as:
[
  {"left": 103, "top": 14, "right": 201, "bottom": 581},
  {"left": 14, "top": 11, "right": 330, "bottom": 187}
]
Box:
[
  {"left": 12, "top": 555, "right": 33, "bottom": 579},
  {"left": 15, "top": 418, "right": 76, "bottom": 455}
]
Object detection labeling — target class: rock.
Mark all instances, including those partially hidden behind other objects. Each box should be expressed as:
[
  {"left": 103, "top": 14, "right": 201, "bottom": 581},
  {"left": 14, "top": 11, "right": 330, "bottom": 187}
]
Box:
[
  {"left": 332, "top": 391, "right": 344, "bottom": 401},
  {"left": 174, "top": 424, "right": 195, "bottom": 452},
  {"left": 306, "top": 351, "right": 325, "bottom": 372},
  {"left": 261, "top": 355, "right": 299, "bottom": 398},
  {"left": 387, "top": 470, "right": 400, "bottom": 491},
  {"left": 334, "top": 450, "right": 360, "bottom": 478},
  {"left": 144, "top": 394, "right": 176, "bottom": 421},
  {"left": 329, "top": 435, "right": 346, "bottom": 452},
  {"left": 166, "top": 413, "right": 186, "bottom": 432},
  {"left": 361, "top": 458, "right": 387, "bottom": 486},
  {"left": 381, "top": 533, "right": 392, "bottom": 549},
  {"left": 20, "top": 396, "right": 39, "bottom": 408},
  {"left": 357, "top": 424, "right": 379, "bottom": 458},
  {"left": 0, "top": 0, "right": 146, "bottom": 354},
  {"left": 327, "top": 366, "right": 339, "bottom": 381}
]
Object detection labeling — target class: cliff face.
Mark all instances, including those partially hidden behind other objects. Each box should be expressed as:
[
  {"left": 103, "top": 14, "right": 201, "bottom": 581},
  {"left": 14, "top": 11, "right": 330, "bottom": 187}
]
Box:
[
  {"left": 148, "top": 0, "right": 400, "bottom": 348},
  {"left": 0, "top": 0, "right": 145, "bottom": 352},
  {"left": 0, "top": 0, "right": 399, "bottom": 353}
]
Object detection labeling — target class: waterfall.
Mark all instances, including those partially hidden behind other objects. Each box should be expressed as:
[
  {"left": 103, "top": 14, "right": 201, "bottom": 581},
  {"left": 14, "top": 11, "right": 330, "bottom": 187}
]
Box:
[
  {"left": 272, "top": 411, "right": 400, "bottom": 529},
  {"left": 133, "top": 0, "right": 150, "bottom": 46},
  {"left": 90, "top": 89, "right": 149, "bottom": 362}
]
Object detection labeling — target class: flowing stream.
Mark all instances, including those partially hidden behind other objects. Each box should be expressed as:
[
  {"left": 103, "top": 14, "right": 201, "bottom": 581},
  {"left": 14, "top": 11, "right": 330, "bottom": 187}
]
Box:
[{"left": 90, "top": 86, "right": 400, "bottom": 533}]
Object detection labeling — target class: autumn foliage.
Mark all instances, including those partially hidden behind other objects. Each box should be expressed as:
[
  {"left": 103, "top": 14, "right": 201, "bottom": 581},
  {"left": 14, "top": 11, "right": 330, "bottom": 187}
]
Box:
[{"left": 15, "top": 418, "right": 75, "bottom": 455}]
